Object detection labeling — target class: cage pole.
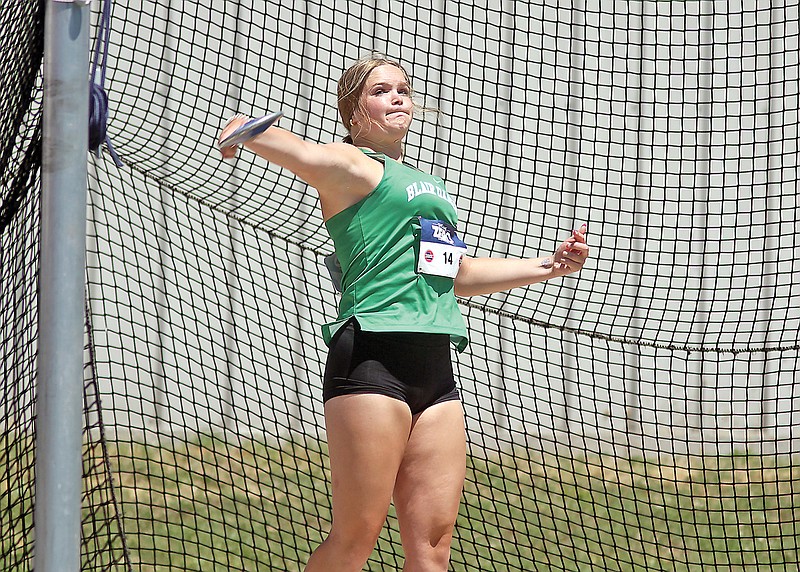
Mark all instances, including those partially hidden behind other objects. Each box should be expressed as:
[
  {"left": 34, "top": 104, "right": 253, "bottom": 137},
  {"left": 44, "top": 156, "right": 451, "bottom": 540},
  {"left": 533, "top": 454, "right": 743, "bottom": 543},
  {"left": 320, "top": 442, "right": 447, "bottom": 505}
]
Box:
[{"left": 35, "top": 2, "right": 90, "bottom": 571}]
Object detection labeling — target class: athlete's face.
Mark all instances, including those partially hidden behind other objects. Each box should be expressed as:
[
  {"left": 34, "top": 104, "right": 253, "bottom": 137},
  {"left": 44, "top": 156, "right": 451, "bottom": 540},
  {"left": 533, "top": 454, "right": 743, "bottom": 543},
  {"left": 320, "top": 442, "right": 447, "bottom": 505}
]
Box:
[{"left": 352, "top": 64, "right": 414, "bottom": 142}]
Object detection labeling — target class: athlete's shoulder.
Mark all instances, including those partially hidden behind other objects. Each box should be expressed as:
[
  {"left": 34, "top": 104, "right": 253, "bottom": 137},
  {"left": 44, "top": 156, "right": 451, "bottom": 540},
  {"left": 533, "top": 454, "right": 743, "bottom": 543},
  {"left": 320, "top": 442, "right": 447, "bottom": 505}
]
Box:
[{"left": 316, "top": 142, "right": 379, "bottom": 169}]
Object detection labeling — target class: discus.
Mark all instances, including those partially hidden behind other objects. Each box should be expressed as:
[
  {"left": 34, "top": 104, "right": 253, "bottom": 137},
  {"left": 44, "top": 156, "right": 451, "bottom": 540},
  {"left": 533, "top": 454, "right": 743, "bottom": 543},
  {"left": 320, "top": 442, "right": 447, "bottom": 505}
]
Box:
[{"left": 219, "top": 110, "right": 284, "bottom": 148}]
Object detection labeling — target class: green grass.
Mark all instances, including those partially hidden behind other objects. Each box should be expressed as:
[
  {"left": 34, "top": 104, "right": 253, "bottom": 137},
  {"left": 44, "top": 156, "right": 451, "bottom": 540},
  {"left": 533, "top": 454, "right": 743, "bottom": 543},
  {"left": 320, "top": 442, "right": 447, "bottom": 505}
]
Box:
[
  {"left": 3, "top": 434, "right": 799, "bottom": 571},
  {"left": 105, "top": 436, "right": 330, "bottom": 572},
  {"left": 459, "top": 451, "right": 800, "bottom": 571},
  {"left": 0, "top": 431, "right": 35, "bottom": 571}
]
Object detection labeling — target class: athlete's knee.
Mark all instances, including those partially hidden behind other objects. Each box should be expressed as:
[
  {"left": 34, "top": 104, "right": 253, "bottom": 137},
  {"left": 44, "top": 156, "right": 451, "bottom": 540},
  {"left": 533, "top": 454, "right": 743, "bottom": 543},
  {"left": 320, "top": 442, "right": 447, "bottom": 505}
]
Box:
[
  {"left": 305, "top": 530, "right": 379, "bottom": 572},
  {"left": 325, "top": 517, "right": 385, "bottom": 564},
  {"left": 402, "top": 525, "right": 455, "bottom": 572},
  {"left": 402, "top": 540, "right": 453, "bottom": 572}
]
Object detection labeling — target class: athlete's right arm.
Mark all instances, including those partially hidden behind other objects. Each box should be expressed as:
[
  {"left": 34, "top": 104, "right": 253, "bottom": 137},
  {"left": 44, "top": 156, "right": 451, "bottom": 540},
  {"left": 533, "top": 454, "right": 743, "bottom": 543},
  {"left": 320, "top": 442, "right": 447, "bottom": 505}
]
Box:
[{"left": 218, "top": 118, "right": 381, "bottom": 219}]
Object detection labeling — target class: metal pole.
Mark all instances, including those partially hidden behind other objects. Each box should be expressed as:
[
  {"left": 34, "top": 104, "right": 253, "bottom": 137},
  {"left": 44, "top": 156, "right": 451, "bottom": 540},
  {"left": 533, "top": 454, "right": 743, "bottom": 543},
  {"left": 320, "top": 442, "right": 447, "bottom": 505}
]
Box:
[{"left": 36, "top": 2, "right": 90, "bottom": 572}]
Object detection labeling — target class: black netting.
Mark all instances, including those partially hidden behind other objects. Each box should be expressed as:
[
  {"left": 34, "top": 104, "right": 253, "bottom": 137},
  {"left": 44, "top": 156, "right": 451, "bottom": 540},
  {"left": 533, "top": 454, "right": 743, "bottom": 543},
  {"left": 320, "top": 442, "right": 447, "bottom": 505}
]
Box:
[{"left": 1, "top": 0, "right": 44, "bottom": 569}]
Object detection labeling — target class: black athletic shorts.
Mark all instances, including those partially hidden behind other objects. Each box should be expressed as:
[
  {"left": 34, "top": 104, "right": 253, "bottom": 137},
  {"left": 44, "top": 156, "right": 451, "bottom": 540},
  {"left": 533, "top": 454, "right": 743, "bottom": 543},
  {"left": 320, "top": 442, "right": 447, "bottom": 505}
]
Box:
[{"left": 323, "top": 319, "right": 460, "bottom": 415}]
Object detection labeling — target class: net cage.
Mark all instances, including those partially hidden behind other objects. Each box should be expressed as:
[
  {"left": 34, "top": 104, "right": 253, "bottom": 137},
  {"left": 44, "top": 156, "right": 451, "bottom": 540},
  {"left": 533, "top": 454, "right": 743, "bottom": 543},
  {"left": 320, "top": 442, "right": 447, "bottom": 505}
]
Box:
[{"left": 2, "top": 1, "right": 799, "bottom": 571}]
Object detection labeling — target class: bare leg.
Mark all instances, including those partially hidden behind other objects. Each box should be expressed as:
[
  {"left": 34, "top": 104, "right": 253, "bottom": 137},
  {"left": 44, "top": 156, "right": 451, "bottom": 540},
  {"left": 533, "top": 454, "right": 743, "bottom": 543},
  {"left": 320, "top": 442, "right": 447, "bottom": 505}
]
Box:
[
  {"left": 304, "top": 394, "right": 413, "bottom": 572},
  {"left": 393, "top": 400, "right": 466, "bottom": 572}
]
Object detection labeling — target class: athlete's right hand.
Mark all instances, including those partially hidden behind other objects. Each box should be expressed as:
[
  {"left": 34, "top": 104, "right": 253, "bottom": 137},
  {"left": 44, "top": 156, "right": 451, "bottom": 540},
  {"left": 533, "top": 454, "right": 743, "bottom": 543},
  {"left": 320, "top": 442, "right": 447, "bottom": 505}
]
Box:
[{"left": 218, "top": 113, "right": 251, "bottom": 159}]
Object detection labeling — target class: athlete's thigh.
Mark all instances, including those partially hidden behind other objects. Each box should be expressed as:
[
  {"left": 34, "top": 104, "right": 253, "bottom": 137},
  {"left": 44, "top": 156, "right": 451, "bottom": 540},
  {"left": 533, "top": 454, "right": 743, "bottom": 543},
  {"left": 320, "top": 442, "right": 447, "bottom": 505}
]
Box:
[
  {"left": 324, "top": 394, "right": 413, "bottom": 532},
  {"left": 393, "top": 400, "right": 466, "bottom": 544}
]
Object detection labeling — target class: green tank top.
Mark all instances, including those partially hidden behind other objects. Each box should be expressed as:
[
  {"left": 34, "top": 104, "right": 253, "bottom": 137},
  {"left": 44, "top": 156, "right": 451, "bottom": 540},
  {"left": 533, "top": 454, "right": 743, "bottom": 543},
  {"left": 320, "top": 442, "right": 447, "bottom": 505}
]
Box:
[{"left": 322, "top": 150, "right": 469, "bottom": 352}]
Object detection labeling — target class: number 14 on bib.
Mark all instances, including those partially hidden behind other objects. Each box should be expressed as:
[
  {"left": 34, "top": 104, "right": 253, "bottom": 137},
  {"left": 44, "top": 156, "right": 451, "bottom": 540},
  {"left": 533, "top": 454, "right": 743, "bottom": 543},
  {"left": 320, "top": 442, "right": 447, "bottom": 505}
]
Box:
[{"left": 416, "top": 218, "right": 468, "bottom": 279}]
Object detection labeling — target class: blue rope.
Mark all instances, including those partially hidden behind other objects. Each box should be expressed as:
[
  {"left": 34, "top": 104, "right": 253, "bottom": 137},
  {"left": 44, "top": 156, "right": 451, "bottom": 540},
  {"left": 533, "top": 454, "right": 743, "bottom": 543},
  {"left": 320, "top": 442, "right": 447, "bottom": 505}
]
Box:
[{"left": 89, "top": 0, "right": 123, "bottom": 167}]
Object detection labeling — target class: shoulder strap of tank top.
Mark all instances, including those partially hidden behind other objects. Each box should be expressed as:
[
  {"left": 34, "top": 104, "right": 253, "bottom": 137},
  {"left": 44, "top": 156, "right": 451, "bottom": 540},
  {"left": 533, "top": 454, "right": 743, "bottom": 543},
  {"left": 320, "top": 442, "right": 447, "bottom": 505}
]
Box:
[{"left": 358, "top": 148, "right": 386, "bottom": 163}]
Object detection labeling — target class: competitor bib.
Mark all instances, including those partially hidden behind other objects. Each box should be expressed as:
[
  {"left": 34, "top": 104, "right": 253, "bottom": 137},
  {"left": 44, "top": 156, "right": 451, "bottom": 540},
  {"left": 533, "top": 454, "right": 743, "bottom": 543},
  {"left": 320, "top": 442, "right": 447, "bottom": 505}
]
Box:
[{"left": 416, "top": 218, "right": 468, "bottom": 279}]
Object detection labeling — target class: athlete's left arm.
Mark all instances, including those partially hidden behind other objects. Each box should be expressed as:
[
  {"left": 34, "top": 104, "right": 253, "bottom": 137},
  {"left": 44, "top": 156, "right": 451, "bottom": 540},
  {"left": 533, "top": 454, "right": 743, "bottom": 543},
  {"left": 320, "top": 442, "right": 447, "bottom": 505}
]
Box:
[{"left": 453, "top": 224, "right": 589, "bottom": 298}]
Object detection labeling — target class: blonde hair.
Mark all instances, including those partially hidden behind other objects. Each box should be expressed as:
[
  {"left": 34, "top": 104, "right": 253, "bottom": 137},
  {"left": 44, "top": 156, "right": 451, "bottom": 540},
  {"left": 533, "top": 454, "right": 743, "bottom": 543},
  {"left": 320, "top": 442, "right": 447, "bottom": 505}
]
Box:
[{"left": 337, "top": 55, "right": 412, "bottom": 144}]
